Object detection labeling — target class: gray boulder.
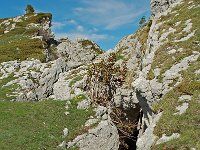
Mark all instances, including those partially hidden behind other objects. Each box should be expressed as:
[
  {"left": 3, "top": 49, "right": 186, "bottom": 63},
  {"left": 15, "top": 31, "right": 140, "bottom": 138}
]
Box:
[
  {"left": 34, "top": 58, "right": 68, "bottom": 100},
  {"left": 68, "top": 120, "right": 119, "bottom": 150}
]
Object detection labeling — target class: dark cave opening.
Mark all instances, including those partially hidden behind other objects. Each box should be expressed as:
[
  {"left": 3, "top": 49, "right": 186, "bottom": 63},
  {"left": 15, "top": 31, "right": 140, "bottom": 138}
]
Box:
[
  {"left": 112, "top": 104, "right": 142, "bottom": 150},
  {"left": 119, "top": 129, "right": 139, "bottom": 150}
]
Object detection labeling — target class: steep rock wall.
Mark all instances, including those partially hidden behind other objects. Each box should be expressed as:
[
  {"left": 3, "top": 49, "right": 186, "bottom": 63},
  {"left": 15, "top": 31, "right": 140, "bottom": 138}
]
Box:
[{"left": 136, "top": 0, "right": 200, "bottom": 149}]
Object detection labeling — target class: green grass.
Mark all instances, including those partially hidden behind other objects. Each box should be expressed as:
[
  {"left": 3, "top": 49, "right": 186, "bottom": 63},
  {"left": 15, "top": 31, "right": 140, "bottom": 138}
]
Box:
[
  {"left": 116, "top": 54, "right": 126, "bottom": 61},
  {"left": 0, "top": 100, "right": 67, "bottom": 150},
  {"left": 0, "top": 35, "right": 46, "bottom": 63},
  {"left": 134, "top": 20, "right": 151, "bottom": 53},
  {"left": 67, "top": 99, "right": 94, "bottom": 141},
  {"left": 153, "top": 90, "right": 200, "bottom": 150},
  {"left": 0, "top": 99, "right": 93, "bottom": 150},
  {"left": 0, "top": 74, "right": 18, "bottom": 101}
]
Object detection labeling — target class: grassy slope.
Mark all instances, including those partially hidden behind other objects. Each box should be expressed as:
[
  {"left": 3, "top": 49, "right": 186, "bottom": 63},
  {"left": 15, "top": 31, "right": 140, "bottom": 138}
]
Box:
[
  {"left": 0, "top": 97, "right": 93, "bottom": 150},
  {"left": 148, "top": 0, "right": 200, "bottom": 149},
  {"left": 147, "top": 0, "right": 200, "bottom": 81},
  {"left": 0, "top": 13, "right": 51, "bottom": 63}
]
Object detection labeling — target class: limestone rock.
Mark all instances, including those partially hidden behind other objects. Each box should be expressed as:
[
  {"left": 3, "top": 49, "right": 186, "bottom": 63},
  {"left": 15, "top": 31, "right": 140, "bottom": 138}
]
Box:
[
  {"left": 156, "top": 133, "right": 180, "bottom": 145},
  {"left": 58, "top": 141, "right": 66, "bottom": 148},
  {"left": 73, "top": 121, "right": 119, "bottom": 150},
  {"left": 114, "top": 87, "right": 139, "bottom": 109},
  {"left": 77, "top": 99, "right": 90, "bottom": 110},
  {"left": 53, "top": 77, "right": 72, "bottom": 100},
  {"left": 136, "top": 113, "right": 163, "bottom": 150},
  {"left": 174, "top": 103, "right": 189, "bottom": 115},
  {"left": 178, "top": 95, "right": 192, "bottom": 102},
  {"left": 94, "top": 106, "right": 107, "bottom": 118},
  {"left": 63, "top": 128, "right": 69, "bottom": 138},
  {"left": 85, "top": 119, "right": 98, "bottom": 127},
  {"left": 34, "top": 58, "right": 68, "bottom": 100}
]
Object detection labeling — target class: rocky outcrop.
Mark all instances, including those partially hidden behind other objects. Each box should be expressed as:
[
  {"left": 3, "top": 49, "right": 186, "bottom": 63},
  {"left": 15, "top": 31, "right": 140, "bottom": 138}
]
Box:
[
  {"left": 37, "top": 15, "right": 54, "bottom": 41},
  {"left": 0, "top": 37, "right": 101, "bottom": 101},
  {"left": 0, "top": 58, "right": 68, "bottom": 101},
  {"left": 68, "top": 120, "right": 119, "bottom": 150},
  {"left": 0, "top": 18, "right": 102, "bottom": 101},
  {"left": 136, "top": 113, "right": 162, "bottom": 150},
  {"left": 33, "top": 58, "right": 68, "bottom": 100},
  {"left": 151, "top": 0, "right": 182, "bottom": 16},
  {"left": 57, "top": 38, "right": 102, "bottom": 66},
  {"left": 53, "top": 65, "right": 88, "bottom": 100}
]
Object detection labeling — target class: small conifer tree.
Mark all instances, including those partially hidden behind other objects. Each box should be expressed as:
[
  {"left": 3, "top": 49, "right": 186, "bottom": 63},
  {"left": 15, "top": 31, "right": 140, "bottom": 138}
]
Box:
[
  {"left": 139, "top": 16, "right": 146, "bottom": 27},
  {"left": 25, "top": 5, "right": 35, "bottom": 14}
]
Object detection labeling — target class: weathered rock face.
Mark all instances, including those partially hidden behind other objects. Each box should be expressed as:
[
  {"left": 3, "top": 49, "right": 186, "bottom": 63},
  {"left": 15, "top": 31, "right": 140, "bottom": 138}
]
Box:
[
  {"left": 151, "top": 0, "right": 181, "bottom": 16},
  {"left": 68, "top": 120, "right": 119, "bottom": 150},
  {"left": 57, "top": 38, "right": 102, "bottom": 66},
  {"left": 33, "top": 58, "right": 68, "bottom": 100},
  {"left": 0, "top": 37, "right": 101, "bottom": 101},
  {"left": 0, "top": 14, "right": 102, "bottom": 101},
  {"left": 53, "top": 65, "right": 88, "bottom": 100},
  {"left": 0, "top": 58, "right": 68, "bottom": 101},
  {"left": 38, "top": 16, "right": 54, "bottom": 40}
]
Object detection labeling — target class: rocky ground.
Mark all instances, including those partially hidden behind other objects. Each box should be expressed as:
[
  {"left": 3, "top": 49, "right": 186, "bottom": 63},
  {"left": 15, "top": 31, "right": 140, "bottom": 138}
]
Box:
[{"left": 0, "top": 0, "right": 200, "bottom": 150}]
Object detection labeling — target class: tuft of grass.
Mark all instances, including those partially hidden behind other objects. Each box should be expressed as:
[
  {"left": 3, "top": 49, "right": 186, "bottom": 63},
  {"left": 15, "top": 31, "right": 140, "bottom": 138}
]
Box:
[
  {"left": 69, "top": 94, "right": 87, "bottom": 105},
  {"left": 116, "top": 55, "right": 125, "bottom": 61},
  {"left": 69, "top": 76, "right": 83, "bottom": 87},
  {"left": 176, "top": 81, "right": 200, "bottom": 95},
  {"left": 67, "top": 146, "right": 79, "bottom": 150},
  {"left": 147, "top": 69, "right": 155, "bottom": 80}
]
